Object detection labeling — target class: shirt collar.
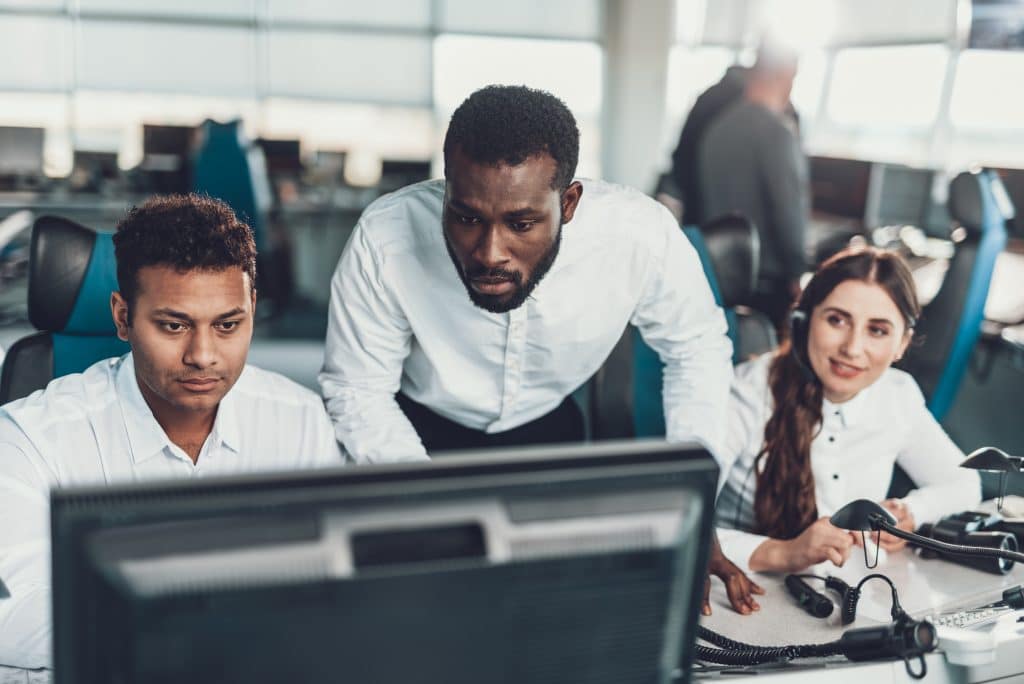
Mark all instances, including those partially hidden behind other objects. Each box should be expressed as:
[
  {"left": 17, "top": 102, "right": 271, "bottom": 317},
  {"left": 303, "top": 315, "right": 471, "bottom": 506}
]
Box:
[
  {"left": 117, "top": 354, "right": 242, "bottom": 464},
  {"left": 822, "top": 383, "right": 870, "bottom": 429}
]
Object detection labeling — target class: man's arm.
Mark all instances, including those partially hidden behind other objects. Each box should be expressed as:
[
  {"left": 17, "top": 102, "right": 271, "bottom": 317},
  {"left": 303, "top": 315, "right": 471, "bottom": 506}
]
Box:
[
  {"left": 0, "top": 423, "right": 56, "bottom": 669},
  {"left": 319, "top": 223, "right": 428, "bottom": 464},
  {"left": 631, "top": 211, "right": 734, "bottom": 460}
]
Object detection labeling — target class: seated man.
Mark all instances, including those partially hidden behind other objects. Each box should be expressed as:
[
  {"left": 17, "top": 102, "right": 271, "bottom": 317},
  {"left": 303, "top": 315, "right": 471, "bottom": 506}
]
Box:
[
  {"left": 320, "top": 85, "right": 760, "bottom": 614},
  {"left": 0, "top": 194, "right": 342, "bottom": 669}
]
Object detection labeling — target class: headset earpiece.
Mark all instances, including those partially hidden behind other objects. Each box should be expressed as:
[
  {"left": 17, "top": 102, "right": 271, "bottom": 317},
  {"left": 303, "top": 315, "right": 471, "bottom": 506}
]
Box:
[
  {"left": 787, "top": 308, "right": 818, "bottom": 383},
  {"left": 789, "top": 308, "right": 808, "bottom": 341}
]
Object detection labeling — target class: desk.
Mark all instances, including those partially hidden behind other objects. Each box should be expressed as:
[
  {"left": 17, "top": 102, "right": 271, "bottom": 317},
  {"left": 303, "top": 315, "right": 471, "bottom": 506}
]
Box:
[{"left": 698, "top": 548, "right": 1024, "bottom": 683}]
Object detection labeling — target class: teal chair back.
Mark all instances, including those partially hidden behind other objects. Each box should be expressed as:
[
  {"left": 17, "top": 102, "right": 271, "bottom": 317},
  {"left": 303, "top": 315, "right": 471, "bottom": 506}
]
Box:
[{"left": 0, "top": 216, "right": 129, "bottom": 404}]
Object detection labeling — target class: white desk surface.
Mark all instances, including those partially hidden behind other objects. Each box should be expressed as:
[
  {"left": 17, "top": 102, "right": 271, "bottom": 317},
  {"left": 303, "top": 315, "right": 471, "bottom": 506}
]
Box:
[
  {"left": 4, "top": 549, "right": 1024, "bottom": 683},
  {"left": 697, "top": 547, "right": 1024, "bottom": 683}
]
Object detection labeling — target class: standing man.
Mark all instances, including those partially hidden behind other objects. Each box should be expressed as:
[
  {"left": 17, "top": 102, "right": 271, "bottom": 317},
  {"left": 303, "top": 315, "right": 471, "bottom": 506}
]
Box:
[
  {"left": 699, "top": 47, "right": 808, "bottom": 330},
  {"left": 0, "top": 194, "right": 342, "bottom": 670},
  {"left": 321, "top": 85, "right": 761, "bottom": 614},
  {"left": 670, "top": 64, "right": 750, "bottom": 227}
]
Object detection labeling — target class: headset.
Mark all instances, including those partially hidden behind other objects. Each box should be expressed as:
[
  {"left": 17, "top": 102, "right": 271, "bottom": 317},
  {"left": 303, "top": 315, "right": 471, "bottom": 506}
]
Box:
[
  {"left": 787, "top": 307, "right": 818, "bottom": 383},
  {"left": 786, "top": 573, "right": 909, "bottom": 626}
]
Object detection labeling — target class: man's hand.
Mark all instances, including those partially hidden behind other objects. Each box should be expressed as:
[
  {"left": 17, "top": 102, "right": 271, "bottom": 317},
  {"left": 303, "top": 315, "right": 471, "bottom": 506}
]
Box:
[
  {"left": 877, "top": 498, "right": 915, "bottom": 552},
  {"left": 704, "top": 533, "right": 764, "bottom": 616}
]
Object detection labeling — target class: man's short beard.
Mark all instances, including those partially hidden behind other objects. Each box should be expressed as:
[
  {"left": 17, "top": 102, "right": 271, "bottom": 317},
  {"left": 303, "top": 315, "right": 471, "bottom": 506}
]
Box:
[{"left": 445, "top": 225, "right": 563, "bottom": 314}]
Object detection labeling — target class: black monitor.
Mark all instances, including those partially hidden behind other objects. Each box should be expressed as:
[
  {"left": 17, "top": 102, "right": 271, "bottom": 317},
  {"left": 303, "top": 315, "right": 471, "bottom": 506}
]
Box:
[
  {"left": 0, "top": 126, "right": 44, "bottom": 176},
  {"left": 52, "top": 440, "right": 717, "bottom": 684},
  {"left": 73, "top": 151, "right": 118, "bottom": 178},
  {"left": 256, "top": 138, "right": 303, "bottom": 176},
  {"left": 809, "top": 155, "right": 873, "bottom": 221},
  {"left": 867, "top": 163, "right": 936, "bottom": 228},
  {"left": 379, "top": 158, "right": 432, "bottom": 192},
  {"left": 142, "top": 124, "right": 194, "bottom": 158}
]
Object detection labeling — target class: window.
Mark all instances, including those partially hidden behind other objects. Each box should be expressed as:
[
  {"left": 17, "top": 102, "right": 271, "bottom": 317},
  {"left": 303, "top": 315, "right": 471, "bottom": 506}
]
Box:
[
  {"left": 827, "top": 45, "right": 949, "bottom": 129},
  {"left": 950, "top": 50, "right": 1024, "bottom": 130},
  {"left": 433, "top": 34, "right": 604, "bottom": 177}
]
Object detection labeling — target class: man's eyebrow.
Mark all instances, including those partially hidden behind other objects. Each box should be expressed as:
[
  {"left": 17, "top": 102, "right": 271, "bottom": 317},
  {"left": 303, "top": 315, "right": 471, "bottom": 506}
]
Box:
[
  {"left": 447, "top": 199, "right": 479, "bottom": 213},
  {"left": 149, "top": 307, "right": 247, "bottom": 321},
  {"left": 150, "top": 308, "right": 193, "bottom": 322},
  {"left": 214, "top": 308, "right": 247, "bottom": 320},
  {"left": 503, "top": 207, "right": 544, "bottom": 218}
]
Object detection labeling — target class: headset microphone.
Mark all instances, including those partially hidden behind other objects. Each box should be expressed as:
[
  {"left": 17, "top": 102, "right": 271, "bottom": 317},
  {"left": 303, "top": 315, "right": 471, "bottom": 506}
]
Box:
[{"left": 785, "top": 574, "right": 834, "bottom": 618}]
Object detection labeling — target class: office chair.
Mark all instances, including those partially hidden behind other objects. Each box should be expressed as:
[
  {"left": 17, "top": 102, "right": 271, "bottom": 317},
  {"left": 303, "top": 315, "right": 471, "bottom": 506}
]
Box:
[
  {"left": 192, "top": 119, "right": 271, "bottom": 253},
  {"left": 899, "top": 169, "right": 1011, "bottom": 422},
  {"left": 0, "top": 216, "right": 129, "bottom": 404},
  {"left": 632, "top": 213, "right": 777, "bottom": 438},
  {"left": 887, "top": 170, "right": 1011, "bottom": 499}
]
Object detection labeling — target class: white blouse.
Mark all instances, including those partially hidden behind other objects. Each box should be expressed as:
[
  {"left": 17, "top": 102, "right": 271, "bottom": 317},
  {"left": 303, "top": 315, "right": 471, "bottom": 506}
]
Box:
[{"left": 716, "top": 352, "right": 982, "bottom": 567}]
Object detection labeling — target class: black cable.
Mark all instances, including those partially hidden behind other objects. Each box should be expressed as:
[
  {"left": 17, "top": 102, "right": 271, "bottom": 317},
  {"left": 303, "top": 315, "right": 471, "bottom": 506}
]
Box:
[
  {"left": 855, "top": 573, "right": 909, "bottom": 621},
  {"left": 879, "top": 518, "right": 1024, "bottom": 564},
  {"left": 694, "top": 621, "right": 935, "bottom": 679},
  {"left": 695, "top": 626, "right": 843, "bottom": 665}
]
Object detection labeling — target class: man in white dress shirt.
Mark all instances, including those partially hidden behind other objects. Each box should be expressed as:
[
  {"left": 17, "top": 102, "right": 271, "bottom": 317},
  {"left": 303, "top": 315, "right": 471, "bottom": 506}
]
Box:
[
  {"left": 0, "top": 194, "right": 342, "bottom": 670},
  {"left": 321, "top": 85, "right": 762, "bottom": 614}
]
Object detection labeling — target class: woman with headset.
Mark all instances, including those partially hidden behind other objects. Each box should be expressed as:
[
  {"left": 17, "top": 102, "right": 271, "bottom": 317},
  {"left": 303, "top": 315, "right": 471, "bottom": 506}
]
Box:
[{"left": 716, "top": 246, "right": 982, "bottom": 572}]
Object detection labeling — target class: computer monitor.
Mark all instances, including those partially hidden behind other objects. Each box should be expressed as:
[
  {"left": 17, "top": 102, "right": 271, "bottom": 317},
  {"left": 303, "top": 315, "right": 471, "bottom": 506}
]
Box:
[
  {"left": 809, "top": 155, "right": 873, "bottom": 221},
  {"left": 866, "top": 163, "right": 937, "bottom": 228},
  {"left": 52, "top": 440, "right": 717, "bottom": 684},
  {"left": 0, "top": 126, "right": 44, "bottom": 176},
  {"left": 142, "top": 124, "right": 194, "bottom": 159},
  {"left": 379, "top": 158, "right": 432, "bottom": 192},
  {"left": 256, "top": 138, "right": 303, "bottom": 176},
  {"left": 139, "top": 124, "right": 195, "bottom": 193}
]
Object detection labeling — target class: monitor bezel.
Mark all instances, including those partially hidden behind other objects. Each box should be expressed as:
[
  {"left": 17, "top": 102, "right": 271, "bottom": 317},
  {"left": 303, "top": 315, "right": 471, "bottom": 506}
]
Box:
[{"left": 52, "top": 439, "right": 717, "bottom": 684}]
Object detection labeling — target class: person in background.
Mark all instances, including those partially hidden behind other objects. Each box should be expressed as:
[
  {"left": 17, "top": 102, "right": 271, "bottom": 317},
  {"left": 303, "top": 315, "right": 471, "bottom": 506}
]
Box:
[
  {"left": 698, "top": 45, "right": 807, "bottom": 332},
  {"left": 715, "top": 247, "right": 981, "bottom": 572}
]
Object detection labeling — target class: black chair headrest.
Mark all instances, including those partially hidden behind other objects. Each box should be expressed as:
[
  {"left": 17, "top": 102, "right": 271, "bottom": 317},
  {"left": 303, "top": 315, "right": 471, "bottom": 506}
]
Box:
[
  {"left": 28, "top": 215, "right": 117, "bottom": 334},
  {"left": 698, "top": 212, "right": 759, "bottom": 308},
  {"left": 948, "top": 169, "right": 1013, "bottom": 237}
]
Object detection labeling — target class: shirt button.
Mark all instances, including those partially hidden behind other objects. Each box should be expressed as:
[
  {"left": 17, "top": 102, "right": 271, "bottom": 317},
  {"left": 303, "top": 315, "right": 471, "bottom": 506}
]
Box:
[
  {"left": 828, "top": 436, "right": 835, "bottom": 443},
  {"left": 833, "top": 474, "right": 840, "bottom": 480}
]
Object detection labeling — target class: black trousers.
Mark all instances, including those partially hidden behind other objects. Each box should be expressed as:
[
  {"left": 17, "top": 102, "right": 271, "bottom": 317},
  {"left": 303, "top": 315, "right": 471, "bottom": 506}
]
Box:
[{"left": 396, "top": 393, "right": 585, "bottom": 454}]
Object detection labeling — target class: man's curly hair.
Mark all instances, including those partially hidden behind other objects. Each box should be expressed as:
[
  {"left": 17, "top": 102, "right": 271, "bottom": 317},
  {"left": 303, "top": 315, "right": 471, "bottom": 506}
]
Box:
[
  {"left": 443, "top": 85, "right": 580, "bottom": 191},
  {"left": 113, "top": 193, "right": 257, "bottom": 313}
]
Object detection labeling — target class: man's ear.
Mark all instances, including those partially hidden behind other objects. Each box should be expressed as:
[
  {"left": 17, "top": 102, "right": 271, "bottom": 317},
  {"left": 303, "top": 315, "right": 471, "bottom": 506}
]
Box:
[
  {"left": 560, "top": 181, "right": 583, "bottom": 224},
  {"left": 110, "top": 292, "right": 130, "bottom": 342}
]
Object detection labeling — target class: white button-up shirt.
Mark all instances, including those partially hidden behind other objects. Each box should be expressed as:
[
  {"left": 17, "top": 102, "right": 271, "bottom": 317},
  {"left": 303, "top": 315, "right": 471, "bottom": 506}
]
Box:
[
  {"left": 320, "top": 179, "right": 734, "bottom": 463},
  {"left": 716, "top": 353, "right": 982, "bottom": 567},
  {"left": 0, "top": 354, "right": 343, "bottom": 669}
]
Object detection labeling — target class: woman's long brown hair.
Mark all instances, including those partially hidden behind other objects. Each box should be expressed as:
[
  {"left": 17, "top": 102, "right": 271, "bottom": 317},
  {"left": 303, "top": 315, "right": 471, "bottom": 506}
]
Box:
[{"left": 752, "top": 247, "right": 921, "bottom": 539}]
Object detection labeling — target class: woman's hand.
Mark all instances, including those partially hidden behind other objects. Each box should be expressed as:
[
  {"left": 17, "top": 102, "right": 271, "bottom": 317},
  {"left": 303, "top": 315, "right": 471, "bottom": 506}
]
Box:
[
  {"left": 877, "top": 498, "right": 916, "bottom": 552},
  {"left": 749, "top": 517, "right": 858, "bottom": 572}
]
